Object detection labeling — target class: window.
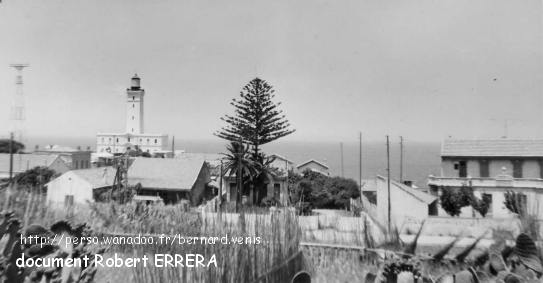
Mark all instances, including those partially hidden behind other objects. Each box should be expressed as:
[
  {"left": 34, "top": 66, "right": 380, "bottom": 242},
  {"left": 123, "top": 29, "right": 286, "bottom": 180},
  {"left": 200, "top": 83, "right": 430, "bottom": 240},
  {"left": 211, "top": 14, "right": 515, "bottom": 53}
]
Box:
[
  {"left": 513, "top": 160, "right": 523, "bottom": 178},
  {"left": 132, "top": 116, "right": 134, "bottom": 120},
  {"left": 116, "top": 138, "right": 119, "bottom": 143},
  {"left": 154, "top": 139, "right": 158, "bottom": 144},
  {"left": 132, "top": 104, "right": 135, "bottom": 108},
  {"left": 133, "top": 96, "right": 135, "bottom": 100},
  {"left": 64, "top": 195, "right": 74, "bottom": 207},
  {"left": 479, "top": 160, "right": 489, "bottom": 178},
  {"left": 75, "top": 161, "right": 79, "bottom": 169},
  {"left": 128, "top": 138, "right": 131, "bottom": 142},
  {"left": 539, "top": 160, "right": 543, "bottom": 178}
]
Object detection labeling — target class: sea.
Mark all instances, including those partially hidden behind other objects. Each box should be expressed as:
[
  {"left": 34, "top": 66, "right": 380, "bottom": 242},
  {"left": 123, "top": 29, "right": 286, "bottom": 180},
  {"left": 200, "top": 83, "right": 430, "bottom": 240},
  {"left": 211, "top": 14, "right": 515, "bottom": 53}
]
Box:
[{"left": 26, "top": 136, "right": 442, "bottom": 189}]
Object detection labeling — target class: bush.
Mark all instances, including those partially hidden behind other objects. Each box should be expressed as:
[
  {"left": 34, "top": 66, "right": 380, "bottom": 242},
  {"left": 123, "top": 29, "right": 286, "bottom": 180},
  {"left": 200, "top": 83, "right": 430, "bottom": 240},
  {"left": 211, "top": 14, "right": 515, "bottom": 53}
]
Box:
[
  {"left": 440, "top": 187, "right": 470, "bottom": 216},
  {"left": 289, "top": 170, "right": 360, "bottom": 210}
]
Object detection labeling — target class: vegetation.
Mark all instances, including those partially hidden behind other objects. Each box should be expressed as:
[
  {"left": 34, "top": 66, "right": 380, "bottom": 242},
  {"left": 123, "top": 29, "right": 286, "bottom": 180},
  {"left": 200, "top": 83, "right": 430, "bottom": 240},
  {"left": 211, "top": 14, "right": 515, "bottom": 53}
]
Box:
[
  {"left": 0, "top": 139, "right": 25, "bottom": 153},
  {"left": 13, "top": 166, "right": 57, "bottom": 192},
  {"left": 215, "top": 78, "right": 295, "bottom": 206},
  {"left": 439, "top": 186, "right": 492, "bottom": 217},
  {"left": 289, "top": 170, "right": 360, "bottom": 211},
  {"left": 504, "top": 190, "right": 527, "bottom": 216},
  {"left": 215, "top": 77, "right": 295, "bottom": 158},
  {"left": 0, "top": 187, "right": 302, "bottom": 283}
]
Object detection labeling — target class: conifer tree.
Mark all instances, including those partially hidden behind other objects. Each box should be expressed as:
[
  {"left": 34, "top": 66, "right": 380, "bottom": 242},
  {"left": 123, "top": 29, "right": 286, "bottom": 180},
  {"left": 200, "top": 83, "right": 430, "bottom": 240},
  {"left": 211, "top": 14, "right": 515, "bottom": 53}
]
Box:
[{"left": 215, "top": 78, "right": 295, "bottom": 158}]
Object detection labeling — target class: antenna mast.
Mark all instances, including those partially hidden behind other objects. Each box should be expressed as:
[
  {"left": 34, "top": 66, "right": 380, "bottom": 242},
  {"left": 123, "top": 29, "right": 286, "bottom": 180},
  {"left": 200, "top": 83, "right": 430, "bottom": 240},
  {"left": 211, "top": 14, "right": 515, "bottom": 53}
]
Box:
[{"left": 10, "top": 64, "right": 29, "bottom": 145}]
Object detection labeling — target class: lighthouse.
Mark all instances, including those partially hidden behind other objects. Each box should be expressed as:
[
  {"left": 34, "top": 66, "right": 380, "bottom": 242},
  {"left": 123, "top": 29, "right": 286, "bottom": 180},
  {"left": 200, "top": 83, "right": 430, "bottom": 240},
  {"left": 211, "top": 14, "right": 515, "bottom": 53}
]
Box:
[
  {"left": 96, "top": 74, "right": 168, "bottom": 154},
  {"left": 126, "top": 74, "right": 145, "bottom": 134}
]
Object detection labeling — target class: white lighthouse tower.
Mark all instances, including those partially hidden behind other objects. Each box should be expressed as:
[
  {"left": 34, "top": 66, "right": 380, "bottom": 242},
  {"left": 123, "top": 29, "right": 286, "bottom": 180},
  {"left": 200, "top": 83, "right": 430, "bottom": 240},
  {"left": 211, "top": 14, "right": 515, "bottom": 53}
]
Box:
[
  {"left": 126, "top": 74, "right": 144, "bottom": 134},
  {"left": 96, "top": 74, "right": 168, "bottom": 154}
]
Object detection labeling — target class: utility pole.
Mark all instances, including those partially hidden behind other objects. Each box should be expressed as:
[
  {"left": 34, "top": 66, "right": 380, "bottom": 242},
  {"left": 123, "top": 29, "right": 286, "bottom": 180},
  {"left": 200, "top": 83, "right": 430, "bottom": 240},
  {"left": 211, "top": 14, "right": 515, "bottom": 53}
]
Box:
[
  {"left": 340, "top": 142, "right": 344, "bottom": 177},
  {"left": 171, "top": 136, "right": 175, "bottom": 158},
  {"left": 285, "top": 159, "right": 289, "bottom": 206},
  {"left": 400, "top": 136, "right": 404, "bottom": 183},
  {"left": 8, "top": 132, "right": 14, "bottom": 183},
  {"left": 386, "top": 135, "right": 391, "bottom": 232},
  {"left": 359, "top": 132, "right": 362, "bottom": 196},
  {"left": 236, "top": 140, "right": 242, "bottom": 213},
  {"left": 219, "top": 160, "right": 223, "bottom": 211}
]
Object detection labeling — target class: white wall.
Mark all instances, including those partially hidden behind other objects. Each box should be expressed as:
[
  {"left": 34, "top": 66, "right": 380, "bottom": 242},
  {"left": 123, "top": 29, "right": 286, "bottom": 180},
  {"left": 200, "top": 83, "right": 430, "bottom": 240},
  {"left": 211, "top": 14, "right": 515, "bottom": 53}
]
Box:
[
  {"left": 375, "top": 177, "right": 429, "bottom": 229},
  {"left": 46, "top": 171, "right": 94, "bottom": 206}
]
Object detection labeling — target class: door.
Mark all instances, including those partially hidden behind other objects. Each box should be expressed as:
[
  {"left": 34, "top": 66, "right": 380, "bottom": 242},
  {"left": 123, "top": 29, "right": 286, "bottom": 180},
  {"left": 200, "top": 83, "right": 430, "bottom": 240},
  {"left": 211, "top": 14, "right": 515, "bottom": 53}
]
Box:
[{"left": 458, "top": 161, "right": 467, "bottom": 177}]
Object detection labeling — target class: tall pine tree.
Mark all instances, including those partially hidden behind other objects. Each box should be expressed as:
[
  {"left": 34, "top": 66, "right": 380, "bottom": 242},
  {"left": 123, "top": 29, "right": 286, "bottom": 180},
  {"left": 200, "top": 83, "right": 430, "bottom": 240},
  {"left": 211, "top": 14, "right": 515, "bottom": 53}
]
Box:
[{"left": 215, "top": 78, "right": 295, "bottom": 158}]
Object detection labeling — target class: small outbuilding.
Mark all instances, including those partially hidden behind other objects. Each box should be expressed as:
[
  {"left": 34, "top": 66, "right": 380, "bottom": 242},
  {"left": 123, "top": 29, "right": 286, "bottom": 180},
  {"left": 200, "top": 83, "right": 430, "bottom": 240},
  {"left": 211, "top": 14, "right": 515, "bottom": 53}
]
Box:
[{"left": 46, "top": 167, "right": 116, "bottom": 207}]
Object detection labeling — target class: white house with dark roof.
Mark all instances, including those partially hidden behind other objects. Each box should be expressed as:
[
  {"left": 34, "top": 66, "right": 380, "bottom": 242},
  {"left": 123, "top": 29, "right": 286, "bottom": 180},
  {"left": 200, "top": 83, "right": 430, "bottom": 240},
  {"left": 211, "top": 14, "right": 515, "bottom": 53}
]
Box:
[
  {"left": 127, "top": 157, "right": 212, "bottom": 205},
  {"left": 46, "top": 167, "right": 116, "bottom": 207},
  {"left": 428, "top": 139, "right": 543, "bottom": 218},
  {"left": 0, "top": 153, "right": 70, "bottom": 179},
  {"left": 296, "top": 159, "right": 329, "bottom": 176}
]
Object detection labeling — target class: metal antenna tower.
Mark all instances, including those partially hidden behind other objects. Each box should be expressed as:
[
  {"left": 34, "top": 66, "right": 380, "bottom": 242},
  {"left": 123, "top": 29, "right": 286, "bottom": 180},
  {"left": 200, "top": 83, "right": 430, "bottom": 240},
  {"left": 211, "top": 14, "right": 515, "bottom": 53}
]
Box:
[{"left": 9, "top": 64, "right": 29, "bottom": 144}]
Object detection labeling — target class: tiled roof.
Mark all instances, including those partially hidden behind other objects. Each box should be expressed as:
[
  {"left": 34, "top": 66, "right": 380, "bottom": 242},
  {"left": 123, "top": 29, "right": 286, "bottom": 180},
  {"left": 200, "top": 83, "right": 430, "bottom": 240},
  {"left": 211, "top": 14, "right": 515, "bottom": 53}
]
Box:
[
  {"left": 296, "top": 159, "right": 329, "bottom": 169},
  {"left": 377, "top": 176, "right": 437, "bottom": 204},
  {"left": 127, "top": 158, "right": 206, "bottom": 191},
  {"left": 72, "top": 167, "right": 117, "bottom": 188},
  {"left": 442, "top": 139, "right": 543, "bottom": 157},
  {"left": 361, "top": 179, "right": 377, "bottom": 191},
  {"left": 269, "top": 154, "right": 294, "bottom": 164},
  {"left": 0, "top": 153, "right": 60, "bottom": 173}
]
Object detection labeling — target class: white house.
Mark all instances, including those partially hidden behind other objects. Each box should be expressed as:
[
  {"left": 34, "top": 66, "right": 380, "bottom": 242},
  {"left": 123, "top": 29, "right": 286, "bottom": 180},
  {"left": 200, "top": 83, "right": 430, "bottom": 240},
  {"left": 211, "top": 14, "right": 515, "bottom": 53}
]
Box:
[
  {"left": 370, "top": 176, "right": 437, "bottom": 229},
  {"left": 46, "top": 167, "right": 116, "bottom": 207},
  {"left": 96, "top": 75, "right": 168, "bottom": 154},
  {"left": 428, "top": 139, "right": 543, "bottom": 218}
]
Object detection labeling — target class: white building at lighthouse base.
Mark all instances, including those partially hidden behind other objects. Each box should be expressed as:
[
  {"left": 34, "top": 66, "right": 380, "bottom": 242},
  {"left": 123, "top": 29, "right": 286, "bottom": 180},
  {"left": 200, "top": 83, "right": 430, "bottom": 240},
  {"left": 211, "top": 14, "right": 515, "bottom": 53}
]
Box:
[{"left": 96, "top": 133, "right": 168, "bottom": 154}]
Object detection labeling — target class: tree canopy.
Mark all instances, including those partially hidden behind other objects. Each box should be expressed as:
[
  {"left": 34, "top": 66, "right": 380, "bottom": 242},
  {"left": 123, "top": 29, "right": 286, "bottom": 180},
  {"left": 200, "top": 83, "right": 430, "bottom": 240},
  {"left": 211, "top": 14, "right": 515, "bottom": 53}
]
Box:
[
  {"left": 0, "top": 139, "right": 25, "bottom": 153},
  {"left": 215, "top": 78, "right": 295, "bottom": 158},
  {"left": 289, "top": 170, "right": 360, "bottom": 211},
  {"left": 13, "top": 166, "right": 57, "bottom": 191}
]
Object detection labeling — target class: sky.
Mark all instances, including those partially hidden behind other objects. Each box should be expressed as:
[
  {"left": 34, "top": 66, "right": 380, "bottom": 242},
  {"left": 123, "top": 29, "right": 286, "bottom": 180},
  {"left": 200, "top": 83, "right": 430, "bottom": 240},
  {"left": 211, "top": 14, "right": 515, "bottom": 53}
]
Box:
[{"left": 0, "top": 0, "right": 542, "bottom": 143}]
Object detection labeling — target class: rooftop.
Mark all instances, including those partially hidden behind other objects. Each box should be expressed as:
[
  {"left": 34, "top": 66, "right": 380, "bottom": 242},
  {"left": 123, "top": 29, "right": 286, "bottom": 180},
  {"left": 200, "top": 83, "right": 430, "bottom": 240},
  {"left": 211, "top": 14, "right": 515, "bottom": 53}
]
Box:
[
  {"left": 127, "top": 157, "right": 208, "bottom": 191},
  {"left": 442, "top": 139, "right": 543, "bottom": 157},
  {"left": 0, "top": 153, "right": 60, "bottom": 173},
  {"left": 296, "top": 159, "right": 329, "bottom": 169},
  {"left": 71, "top": 167, "right": 117, "bottom": 188},
  {"left": 377, "top": 175, "right": 437, "bottom": 204}
]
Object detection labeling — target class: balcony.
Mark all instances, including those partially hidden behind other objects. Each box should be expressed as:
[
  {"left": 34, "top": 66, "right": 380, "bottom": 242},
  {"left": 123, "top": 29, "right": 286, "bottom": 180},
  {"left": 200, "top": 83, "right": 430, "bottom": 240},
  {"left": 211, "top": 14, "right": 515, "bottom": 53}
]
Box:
[{"left": 428, "top": 175, "right": 543, "bottom": 189}]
